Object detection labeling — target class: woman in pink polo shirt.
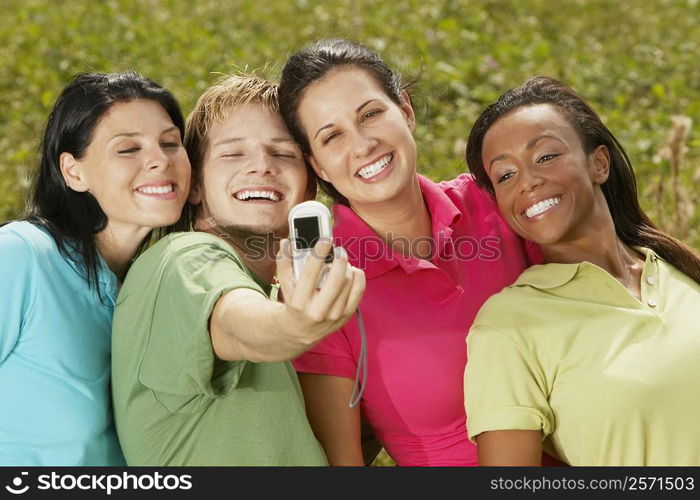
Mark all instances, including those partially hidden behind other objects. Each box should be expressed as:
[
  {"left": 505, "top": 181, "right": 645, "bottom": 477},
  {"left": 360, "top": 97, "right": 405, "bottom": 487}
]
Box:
[{"left": 278, "top": 38, "right": 541, "bottom": 466}]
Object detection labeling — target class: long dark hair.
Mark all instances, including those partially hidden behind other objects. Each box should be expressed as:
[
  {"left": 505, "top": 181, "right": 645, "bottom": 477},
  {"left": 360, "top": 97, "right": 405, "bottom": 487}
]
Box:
[
  {"left": 466, "top": 76, "right": 700, "bottom": 284},
  {"left": 24, "top": 70, "right": 186, "bottom": 293},
  {"left": 279, "top": 38, "right": 407, "bottom": 205}
]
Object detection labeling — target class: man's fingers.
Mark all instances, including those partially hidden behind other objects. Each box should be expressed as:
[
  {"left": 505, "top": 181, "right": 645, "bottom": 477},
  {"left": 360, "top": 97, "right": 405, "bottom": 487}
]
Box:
[
  {"left": 308, "top": 252, "right": 349, "bottom": 316},
  {"left": 291, "top": 239, "right": 333, "bottom": 306},
  {"left": 327, "top": 261, "right": 355, "bottom": 320},
  {"left": 276, "top": 239, "right": 296, "bottom": 300}
]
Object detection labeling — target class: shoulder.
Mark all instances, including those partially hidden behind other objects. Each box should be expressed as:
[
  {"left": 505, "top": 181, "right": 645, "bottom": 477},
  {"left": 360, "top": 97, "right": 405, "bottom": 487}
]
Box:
[
  {"left": 434, "top": 174, "right": 508, "bottom": 226},
  {"left": 437, "top": 174, "right": 495, "bottom": 205},
  {"left": 471, "top": 266, "right": 557, "bottom": 331},
  {"left": 472, "top": 263, "right": 581, "bottom": 334},
  {"left": 432, "top": 175, "right": 538, "bottom": 260},
  {"left": 1, "top": 221, "right": 52, "bottom": 252},
  {"left": 152, "top": 231, "right": 237, "bottom": 255},
  {"left": 136, "top": 232, "right": 246, "bottom": 269},
  {"left": 472, "top": 284, "right": 531, "bottom": 327},
  {"left": 0, "top": 223, "right": 43, "bottom": 292},
  {"left": 436, "top": 173, "right": 475, "bottom": 193},
  {"left": 0, "top": 221, "right": 54, "bottom": 267},
  {"left": 123, "top": 232, "right": 259, "bottom": 298}
]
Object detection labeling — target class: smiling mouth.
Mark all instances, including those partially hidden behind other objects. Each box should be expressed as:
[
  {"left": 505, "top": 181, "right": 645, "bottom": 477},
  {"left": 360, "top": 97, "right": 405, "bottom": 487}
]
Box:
[
  {"left": 356, "top": 153, "right": 393, "bottom": 179},
  {"left": 136, "top": 184, "right": 174, "bottom": 195},
  {"left": 523, "top": 196, "right": 561, "bottom": 219},
  {"left": 234, "top": 189, "right": 283, "bottom": 202}
]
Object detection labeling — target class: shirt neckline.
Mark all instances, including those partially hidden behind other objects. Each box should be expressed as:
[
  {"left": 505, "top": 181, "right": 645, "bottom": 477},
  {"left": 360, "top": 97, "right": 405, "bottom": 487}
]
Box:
[
  {"left": 514, "top": 246, "right": 662, "bottom": 311},
  {"left": 332, "top": 174, "right": 462, "bottom": 279}
]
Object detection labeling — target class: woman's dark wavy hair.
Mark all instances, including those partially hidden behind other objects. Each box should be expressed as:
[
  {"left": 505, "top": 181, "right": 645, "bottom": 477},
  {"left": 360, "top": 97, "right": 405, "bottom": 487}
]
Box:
[
  {"left": 279, "top": 38, "right": 407, "bottom": 205},
  {"left": 466, "top": 76, "right": 700, "bottom": 284},
  {"left": 24, "top": 70, "right": 186, "bottom": 296}
]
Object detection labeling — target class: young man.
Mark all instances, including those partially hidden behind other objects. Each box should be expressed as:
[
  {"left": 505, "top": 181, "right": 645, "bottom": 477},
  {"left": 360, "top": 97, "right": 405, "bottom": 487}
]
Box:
[{"left": 111, "top": 75, "right": 365, "bottom": 466}]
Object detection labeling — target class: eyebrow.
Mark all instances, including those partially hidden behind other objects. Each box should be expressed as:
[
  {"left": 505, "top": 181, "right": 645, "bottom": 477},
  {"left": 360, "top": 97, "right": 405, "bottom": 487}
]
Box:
[
  {"left": 312, "top": 99, "right": 377, "bottom": 139},
  {"left": 488, "top": 134, "right": 561, "bottom": 167},
  {"left": 109, "top": 125, "right": 179, "bottom": 141}
]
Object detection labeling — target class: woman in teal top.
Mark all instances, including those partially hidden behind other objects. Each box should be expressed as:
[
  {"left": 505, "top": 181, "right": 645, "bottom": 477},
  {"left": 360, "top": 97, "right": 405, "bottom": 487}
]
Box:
[
  {"left": 463, "top": 77, "right": 700, "bottom": 465},
  {"left": 0, "top": 71, "right": 191, "bottom": 465}
]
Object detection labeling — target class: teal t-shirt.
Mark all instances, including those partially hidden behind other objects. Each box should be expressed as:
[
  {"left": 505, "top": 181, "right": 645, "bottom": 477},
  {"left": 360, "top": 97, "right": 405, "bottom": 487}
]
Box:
[
  {"left": 112, "top": 232, "right": 327, "bottom": 466},
  {"left": 0, "top": 221, "right": 125, "bottom": 465}
]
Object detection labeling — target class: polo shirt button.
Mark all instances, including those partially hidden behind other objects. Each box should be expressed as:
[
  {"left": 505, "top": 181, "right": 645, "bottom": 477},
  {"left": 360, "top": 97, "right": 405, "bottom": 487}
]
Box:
[
  {"left": 646, "top": 276, "right": 656, "bottom": 285},
  {"left": 647, "top": 299, "right": 657, "bottom": 307}
]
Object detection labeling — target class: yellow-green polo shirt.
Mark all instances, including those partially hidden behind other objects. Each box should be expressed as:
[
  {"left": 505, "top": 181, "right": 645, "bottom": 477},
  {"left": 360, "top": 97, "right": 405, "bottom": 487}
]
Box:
[{"left": 465, "top": 247, "right": 700, "bottom": 465}]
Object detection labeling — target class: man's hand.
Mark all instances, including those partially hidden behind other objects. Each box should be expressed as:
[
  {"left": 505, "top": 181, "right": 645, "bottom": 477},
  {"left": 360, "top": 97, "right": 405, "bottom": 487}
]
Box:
[
  {"left": 210, "top": 239, "right": 365, "bottom": 363},
  {"left": 276, "top": 239, "right": 365, "bottom": 347}
]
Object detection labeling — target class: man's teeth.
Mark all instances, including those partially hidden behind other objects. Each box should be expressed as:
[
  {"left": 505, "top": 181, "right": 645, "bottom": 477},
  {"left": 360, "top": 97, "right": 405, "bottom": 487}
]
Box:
[
  {"left": 525, "top": 197, "right": 561, "bottom": 218},
  {"left": 138, "top": 184, "right": 173, "bottom": 194},
  {"left": 235, "top": 190, "right": 281, "bottom": 201},
  {"left": 357, "top": 154, "right": 392, "bottom": 179}
]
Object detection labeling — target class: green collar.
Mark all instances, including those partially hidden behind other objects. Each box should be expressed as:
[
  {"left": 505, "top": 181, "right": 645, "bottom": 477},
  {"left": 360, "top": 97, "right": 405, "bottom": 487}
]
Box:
[{"left": 513, "top": 246, "right": 659, "bottom": 290}]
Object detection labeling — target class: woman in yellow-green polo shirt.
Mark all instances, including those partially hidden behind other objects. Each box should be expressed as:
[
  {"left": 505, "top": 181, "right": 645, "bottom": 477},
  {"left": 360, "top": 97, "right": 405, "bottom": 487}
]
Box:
[{"left": 463, "top": 76, "right": 700, "bottom": 466}]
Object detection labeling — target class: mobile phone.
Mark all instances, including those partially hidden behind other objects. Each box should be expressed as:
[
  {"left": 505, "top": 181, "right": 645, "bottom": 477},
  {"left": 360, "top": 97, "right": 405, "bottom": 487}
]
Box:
[{"left": 288, "top": 201, "right": 334, "bottom": 286}]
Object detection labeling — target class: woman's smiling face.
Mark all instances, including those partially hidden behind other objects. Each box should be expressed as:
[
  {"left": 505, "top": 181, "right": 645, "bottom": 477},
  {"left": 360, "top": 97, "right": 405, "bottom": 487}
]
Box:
[
  {"left": 483, "top": 104, "right": 610, "bottom": 247},
  {"left": 297, "top": 67, "right": 417, "bottom": 208},
  {"left": 64, "top": 99, "right": 191, "bottom": 234}
]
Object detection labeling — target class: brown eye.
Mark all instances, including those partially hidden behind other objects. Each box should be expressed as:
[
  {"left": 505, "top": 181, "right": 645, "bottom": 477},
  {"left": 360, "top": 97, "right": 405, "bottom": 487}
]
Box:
[
  {"left": 537, "top": 153, "right": 559, "bottom": 163},
  {"left": 497, "top": 171, "right": 515, "bottom": 184},
  {"left": 361, "top": 109, "right": 382, "bottom": 122}
]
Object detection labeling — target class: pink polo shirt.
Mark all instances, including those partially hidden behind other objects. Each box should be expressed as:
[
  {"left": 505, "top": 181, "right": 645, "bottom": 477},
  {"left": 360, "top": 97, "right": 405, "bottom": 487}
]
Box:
[{"left": 293, "top": 174, "right": 541, "bottom": 466}]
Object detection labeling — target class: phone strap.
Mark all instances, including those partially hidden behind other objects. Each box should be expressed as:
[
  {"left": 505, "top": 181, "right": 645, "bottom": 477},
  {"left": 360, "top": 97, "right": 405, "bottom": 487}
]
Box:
[{"left": 348, "top": 307, "right": 368, "bottom": 408}]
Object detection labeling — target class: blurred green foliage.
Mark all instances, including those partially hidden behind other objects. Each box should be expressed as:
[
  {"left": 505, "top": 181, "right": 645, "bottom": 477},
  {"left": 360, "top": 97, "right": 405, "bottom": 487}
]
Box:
[{"left": 2, "top": 0, "right": 699, "bottom": 249}]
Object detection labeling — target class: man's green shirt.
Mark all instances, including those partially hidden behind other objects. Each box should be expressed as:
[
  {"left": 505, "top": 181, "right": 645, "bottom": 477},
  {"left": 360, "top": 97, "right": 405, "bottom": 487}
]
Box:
[{"left": 112, "top": 232, "right": 327, "bottom": 466}]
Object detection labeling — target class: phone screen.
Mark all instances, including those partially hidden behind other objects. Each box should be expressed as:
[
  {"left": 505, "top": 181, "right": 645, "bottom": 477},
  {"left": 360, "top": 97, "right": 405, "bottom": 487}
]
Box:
[{"left": 293, "top": 216, "right": 321, "bottom": 250}]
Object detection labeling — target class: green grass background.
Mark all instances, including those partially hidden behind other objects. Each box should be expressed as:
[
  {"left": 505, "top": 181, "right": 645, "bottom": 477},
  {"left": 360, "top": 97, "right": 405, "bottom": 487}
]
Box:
[
  {"left": 1, "top": 0, "right": 698, "bottom": 248},
  {"left": 1, "top": 0, "right": 699, "bottom": 464}
]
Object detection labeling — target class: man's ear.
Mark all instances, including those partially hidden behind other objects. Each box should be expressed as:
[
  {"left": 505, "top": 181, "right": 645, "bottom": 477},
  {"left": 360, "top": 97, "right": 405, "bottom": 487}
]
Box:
[
  {"left": 399, "top": 90, "right": 416, "bottom": 132},
  {"left": 303, "top": 162, "right": 318, "bottom": 201},
  {"left": 590, "top": 145, "right": 610, "bottom": 185},
  {"left": 59, "top": 152, "right": 90, "bottom": 192},
  {"left": 188, "top": 180, "right": 203, "bottom": 205},
  {"left": 308, "top": 154, "right": 330, "bottom": 182}
]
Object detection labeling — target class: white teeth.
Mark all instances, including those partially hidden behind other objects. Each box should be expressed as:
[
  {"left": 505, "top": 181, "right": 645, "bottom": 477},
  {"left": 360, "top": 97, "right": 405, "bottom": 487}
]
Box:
[
  {"left": 138, "top": 184, "right": 173, "bottom": 194},
  {"left": 235, "top": 190, "right": 281, "bottom": 201},
  {"left": 524, "top": 197, "right": 561, "bottom": 219},
  {"left": 357, "top": 154, "right": 392, "bottom": 179}
]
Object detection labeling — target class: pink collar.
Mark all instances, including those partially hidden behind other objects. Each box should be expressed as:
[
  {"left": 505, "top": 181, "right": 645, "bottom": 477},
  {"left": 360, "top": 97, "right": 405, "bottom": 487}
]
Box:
[{"left": 332, "top": 175, "right": 461, "bottom": 279}]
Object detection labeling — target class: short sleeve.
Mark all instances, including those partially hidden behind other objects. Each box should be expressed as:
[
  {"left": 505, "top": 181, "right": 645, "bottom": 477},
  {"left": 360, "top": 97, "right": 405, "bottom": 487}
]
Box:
[
  {"left": 0, "top": 230, "right": 35, "bottom": 365},
  {"left": 292, "top": 324, "right": 357, "bottom": 379},
  {"left": 464, "top": 325, "right": 553, "bottom": 442},
  {"left": 137, "top": 241, "right": 268, "bottom": 413}
]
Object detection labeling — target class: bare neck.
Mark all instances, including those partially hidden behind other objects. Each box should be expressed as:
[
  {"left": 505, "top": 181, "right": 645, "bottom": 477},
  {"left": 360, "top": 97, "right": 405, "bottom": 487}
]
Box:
[
  {"left": 96, "top": 224, "right": 151, "bottom": 283},
  {"left": 350, "top": 176, "right": 432, "bottom": 258},
  {"left": 194, "top": 220, "right": 277, "bottom": 283},
  {"left": 542, "top": 212, "right": 644, "bottom": 298}
]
